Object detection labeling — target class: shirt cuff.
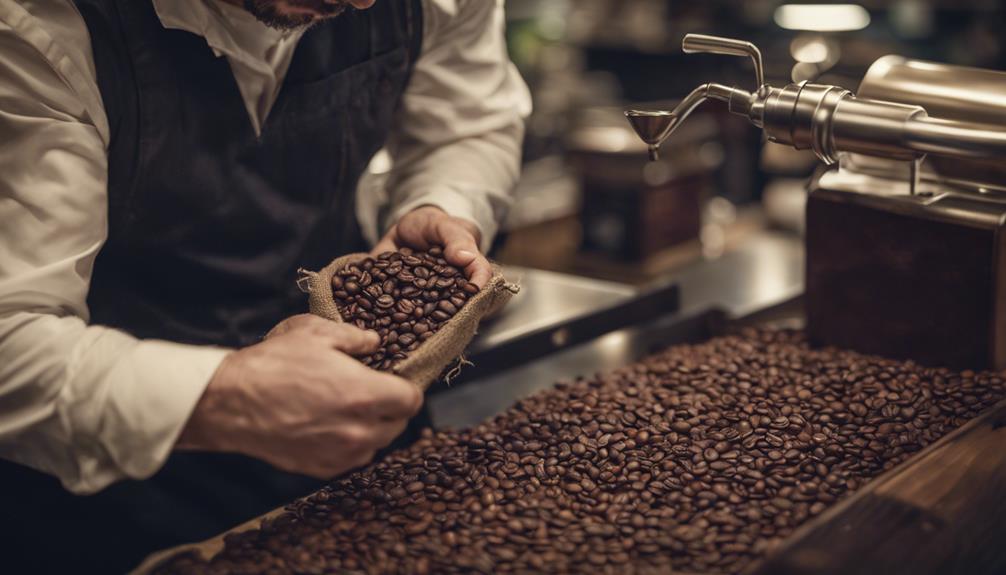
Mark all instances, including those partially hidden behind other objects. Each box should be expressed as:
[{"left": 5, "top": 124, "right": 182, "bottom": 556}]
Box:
[
  {"left": 385, "top": 188, "right": 499, "bottom": 253},
  {"left": 66, "top": 334, "right": 231, "bottom": 494}
]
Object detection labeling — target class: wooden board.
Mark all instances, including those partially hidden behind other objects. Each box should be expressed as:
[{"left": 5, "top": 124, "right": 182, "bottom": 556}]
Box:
[
  {"left": 753, "top": 398, "right": 1006, "bottom": 575},
  {"left": 130, "top": 506, "right": 290, "bottom": 575}
]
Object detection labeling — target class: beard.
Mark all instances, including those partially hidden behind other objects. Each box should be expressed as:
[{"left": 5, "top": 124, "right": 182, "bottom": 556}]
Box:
[{"left": 243, "top": 0, "right": 351, "bottom": 30}]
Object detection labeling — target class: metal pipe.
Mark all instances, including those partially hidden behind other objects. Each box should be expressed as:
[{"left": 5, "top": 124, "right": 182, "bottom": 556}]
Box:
[
  {"left": 903, "top": 116, "right": 1006, "bottom": 159},
  {"left": 626, "top": 34, "right": 1006, "bottom": 169},
  {"left": 682, "top": 34, "right": 765, "bottom": 91},
  {"left": 624, "top": 83, "right": 736, "bottom": 160}
]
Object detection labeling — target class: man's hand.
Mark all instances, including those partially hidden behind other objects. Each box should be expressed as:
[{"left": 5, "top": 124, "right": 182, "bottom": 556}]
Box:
[
  {"left": 178, "top": 315, "right": 423, "bottom": 479},
  {"left": 373, "top": 206, "right": 492, "bottom": 287}
]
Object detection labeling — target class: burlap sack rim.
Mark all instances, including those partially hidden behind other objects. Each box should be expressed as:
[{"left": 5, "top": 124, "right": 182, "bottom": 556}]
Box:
[{"left": 301, "top": 252, "right": 517, "bottom": 390}]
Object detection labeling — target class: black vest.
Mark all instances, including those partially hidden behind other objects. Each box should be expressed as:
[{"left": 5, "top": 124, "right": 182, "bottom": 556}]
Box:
[
  {"left": 0, "top": 2, "right": 424, "bottom": 572},
  {"left": 79, "top": 0, "right": 423, "bottom": 347}
]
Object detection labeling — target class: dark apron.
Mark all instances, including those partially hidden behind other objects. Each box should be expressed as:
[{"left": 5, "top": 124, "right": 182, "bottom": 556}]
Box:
[{"left": 0, "top": 1, "right": 423, "bottom": 572}]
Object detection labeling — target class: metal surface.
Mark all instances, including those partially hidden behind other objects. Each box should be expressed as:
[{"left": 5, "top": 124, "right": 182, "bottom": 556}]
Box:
[
  {"left": 838, "top": 57, "right": 1006, "bottom": 193},
  {"left": 624, "top": 110, "right": 676, "bottom": 161},
  {"left": 858, "top": 56, "right": 1006, "bottom": 126},
  {"left": 425, "top": 267, "right": 679, "bottom": 394},
  {"left": 469, "top": 267, "right": 636, "bottom": 352},
  {"left": 431, "top": 231, "right": 803, "bottom": 428}
]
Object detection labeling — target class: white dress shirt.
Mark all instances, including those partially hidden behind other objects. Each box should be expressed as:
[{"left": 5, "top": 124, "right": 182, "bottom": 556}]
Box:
[{"left": 0, "top": 0, "right": 530, "bottom": 494}]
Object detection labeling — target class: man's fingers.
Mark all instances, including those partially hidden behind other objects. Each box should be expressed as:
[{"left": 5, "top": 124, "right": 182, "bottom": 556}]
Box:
[
  {"left": 466, "top": 253, "right": 493, "bottom": 288},
  {"left": 361, "top": 373, "right": 424, "bottom": 419},
  {"left": 369, "top": 417, "right": 411, "bottom": 449},
  {"left": 293, "top": 317, "right": 380, "bottom": 355},
  {"left": 437, "top": 220, "right": 479, "bottom": 263},
  {"left": 377, "top": 207, "right": 490, "bottom": 286},
  {"left": 326, "top": 324, "right": 381, "bottom": 355},
  {"left": 372, "top": 230, "right": 399, "bottom": 256},
  {"left": 435, "top": 219, "right": 493, "bottom": 288}
]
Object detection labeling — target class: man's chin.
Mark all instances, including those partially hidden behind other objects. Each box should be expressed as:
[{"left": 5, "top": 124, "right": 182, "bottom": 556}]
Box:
[{"left": 243, "top": 0, "right": 349, "bottom": 31}]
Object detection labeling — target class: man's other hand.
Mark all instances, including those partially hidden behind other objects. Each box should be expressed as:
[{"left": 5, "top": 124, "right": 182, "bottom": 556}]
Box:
[
  {"left": 177, "top": 315, "right": 423, "bottom": 479},
  {"left": 373, "top": 206, "right": 492, "bottom": 288}
]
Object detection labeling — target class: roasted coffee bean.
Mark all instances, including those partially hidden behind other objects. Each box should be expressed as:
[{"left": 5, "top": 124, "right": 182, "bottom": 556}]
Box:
[
  {"left": 157, "top": 328, "right": 1005, "bottom": 575},
  {"left": 327, "top": 250, "right": 472, "bottom": 372}
]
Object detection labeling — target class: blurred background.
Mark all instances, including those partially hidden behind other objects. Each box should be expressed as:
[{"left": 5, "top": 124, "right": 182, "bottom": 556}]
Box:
[{"left": 492, "top": 0, "right": 1006, "bottom": 284}]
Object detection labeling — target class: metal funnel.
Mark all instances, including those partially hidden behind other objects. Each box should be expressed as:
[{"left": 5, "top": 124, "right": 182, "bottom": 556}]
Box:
[{"left": 624, "top": 110, "right": 678, "bottom": 160}]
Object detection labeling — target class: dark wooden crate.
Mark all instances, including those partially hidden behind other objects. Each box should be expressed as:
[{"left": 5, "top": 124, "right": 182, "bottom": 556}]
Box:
[{"left": 806, "top": 187, "right": 1006, "bottom": 371}]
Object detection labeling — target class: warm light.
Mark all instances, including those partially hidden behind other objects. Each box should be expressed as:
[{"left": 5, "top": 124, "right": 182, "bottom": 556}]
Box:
[
  {"left": 774, "top": 4, "right": 870, "bottom": 32},
  {"left": 790, "top": 37, "right": 830, "bottom": 63}
]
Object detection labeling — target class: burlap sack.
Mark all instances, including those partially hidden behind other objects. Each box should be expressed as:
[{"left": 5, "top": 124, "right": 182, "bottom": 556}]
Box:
[{"left": 297, "top": 252, "right": 518, "bottom": 390}]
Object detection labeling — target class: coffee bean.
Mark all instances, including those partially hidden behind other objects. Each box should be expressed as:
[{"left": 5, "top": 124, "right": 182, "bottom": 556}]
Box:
[
  {"left": 158, "top": 328, "right": 1004, "bottom": 575},
  {"left": 329, "top": 250, "right": 469, "bottom": 371}
]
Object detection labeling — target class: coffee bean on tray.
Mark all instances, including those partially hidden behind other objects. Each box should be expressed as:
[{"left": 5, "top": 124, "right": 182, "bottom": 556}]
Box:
[
  {"left": 330, "top": 250, "right": 476, "bottom": 371},
  {"left": 155, "top": 329, "right": 1005, "bottom": 575}
]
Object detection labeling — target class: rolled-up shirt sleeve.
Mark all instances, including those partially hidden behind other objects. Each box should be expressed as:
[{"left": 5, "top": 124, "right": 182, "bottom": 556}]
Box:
[
  {"left": 381, "top": 0, "right": 531, "bottom": 252},
  {"left": 0, "top": 8, "right": 230, "bottom": 494}
]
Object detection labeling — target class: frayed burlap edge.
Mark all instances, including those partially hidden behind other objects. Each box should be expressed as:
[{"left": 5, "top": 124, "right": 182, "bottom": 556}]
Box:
[{"left": 300, "top": 252, "right": 518, "bottom": 390}]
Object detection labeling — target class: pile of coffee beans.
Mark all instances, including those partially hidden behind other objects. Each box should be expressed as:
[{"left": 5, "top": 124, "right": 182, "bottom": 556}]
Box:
[
  {"left": 156, "top": 329, "right": 1005, "bottom": 575},
  {"left": 331, "top": 247, "right": 478, "bottom": 371}
]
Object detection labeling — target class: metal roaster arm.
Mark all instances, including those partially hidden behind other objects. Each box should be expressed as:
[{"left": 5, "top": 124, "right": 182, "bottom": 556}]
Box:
[{"left": 626, "top": 34, "right": 1006, "bottom": 173}]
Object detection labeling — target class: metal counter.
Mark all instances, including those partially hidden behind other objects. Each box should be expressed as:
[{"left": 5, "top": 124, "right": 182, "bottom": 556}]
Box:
[{"left": 430, "top": 229, "right": 804, "bottom": 428}]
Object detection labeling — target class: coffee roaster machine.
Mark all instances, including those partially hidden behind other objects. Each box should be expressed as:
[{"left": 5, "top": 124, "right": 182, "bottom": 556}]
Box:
[{"left": 627, "top": 35, "right": 1006, "bottom": 372}]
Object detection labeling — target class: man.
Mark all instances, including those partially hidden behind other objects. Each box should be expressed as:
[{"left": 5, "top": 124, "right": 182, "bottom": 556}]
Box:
[{"left": 0, "top": 0, "right": 529, "bottom": 571}]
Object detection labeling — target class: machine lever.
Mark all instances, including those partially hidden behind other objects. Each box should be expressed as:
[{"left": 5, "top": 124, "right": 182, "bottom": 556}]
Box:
[{"left": 681, "top": 34, "right": 765, "bottom": 93}]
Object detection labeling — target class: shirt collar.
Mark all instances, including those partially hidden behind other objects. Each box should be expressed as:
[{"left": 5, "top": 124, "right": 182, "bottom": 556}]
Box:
[{"left": 149, "top": 0, "right": 293, "bottom": 60}]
